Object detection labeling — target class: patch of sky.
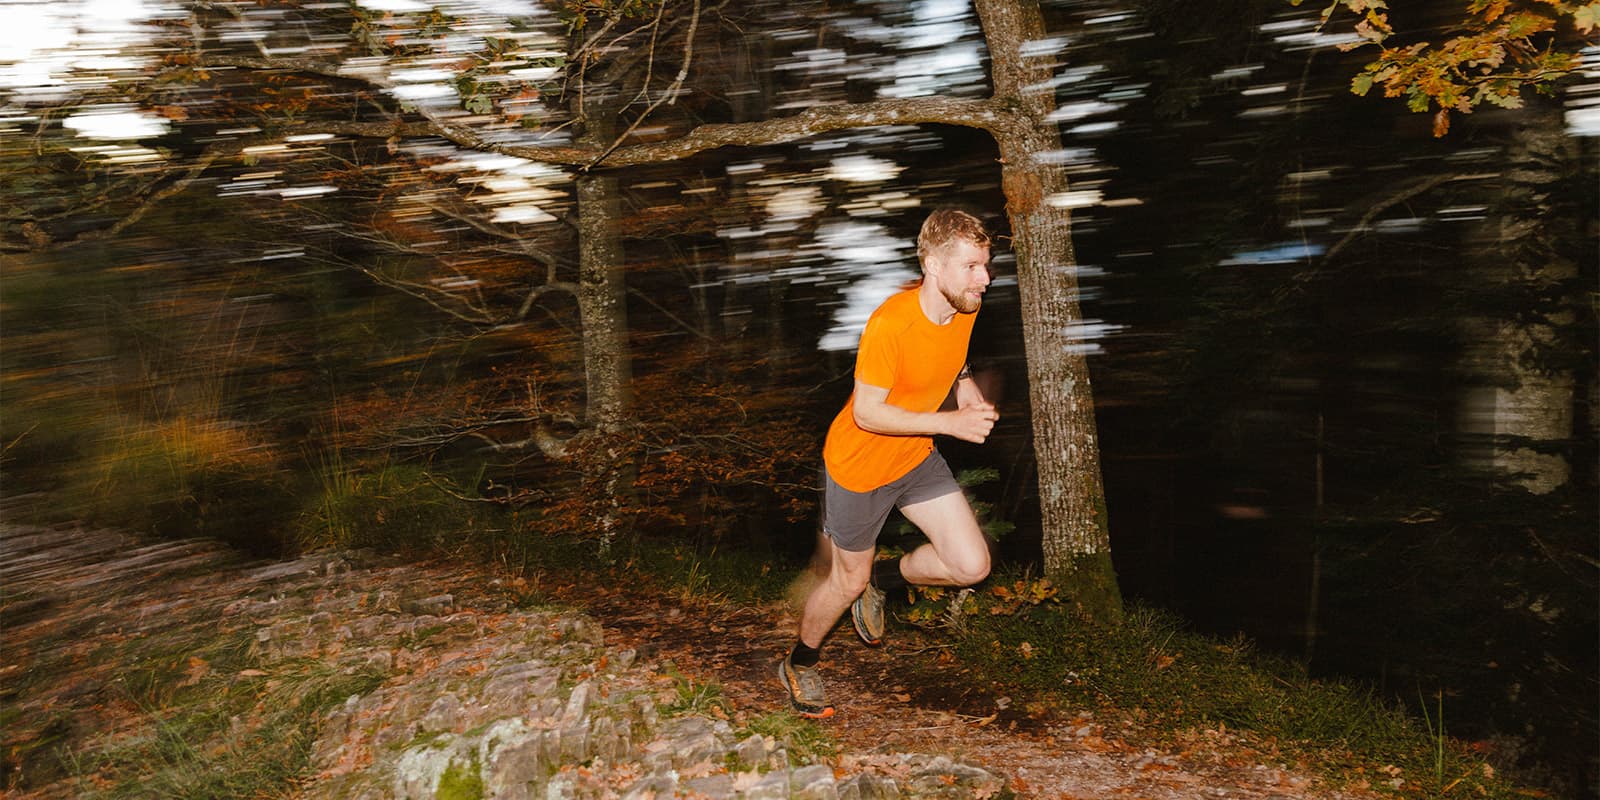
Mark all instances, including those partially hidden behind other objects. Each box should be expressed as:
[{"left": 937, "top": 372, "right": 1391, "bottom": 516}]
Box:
[
  {"left": 766, "top": 186, "right": 824, "bottom": 223},
  {"left": 358, "top": 0, "right": 431, "bottom": 10},
  {"left": 815, "top": 220, "right": 918, "bottom": 352},
  {"left": 1020, "top": 37, "right": 1071, "bottom": 58},
  {"left": 1219, "top": 242, "right": 1324, "bottom": 266},
  {"left": 1373, "top": 217, "right": 1424, "bottom": 233},
  {"left": 1567, "top": 47, "right": 1600, "bottom": 136},
  {"left": 1288, "top": 217, "right": 1332, "bottom": 229},
  {"left": 1067, "top": 121, "right": 1119, "bottom": 136},
  {"left": 1272, "top": 30, "right": 1363, "bottom": 50},
  {"left": 63, "top": 106, "right": 169, "bottom": 140},
  {"left": 1060, "top": 320, "right": 1125, "bottom": 355},
  {"left": 899, "top": 0, "right": 973, "bottom": 49},
  {"left": 1049, "top": 189, "right": 1107, "bottom": 210},
  {"left": 1047, "top": 100, "right": 1122, "bottom": 123},
  {"left": 1, "top": 0, "right": 181, "bottom": 94},
  {"left": 875, "top": 48, "right": 984, "bottom": 99},
  {"left": 1084, "top": 13, "right": 1134, "bottom": 26},
  {"left": 1034, "top": 148, "right": 1098, "bottom": 166},
  {"left": 825, "top": 155, "right": 904, "bottom": 184}
]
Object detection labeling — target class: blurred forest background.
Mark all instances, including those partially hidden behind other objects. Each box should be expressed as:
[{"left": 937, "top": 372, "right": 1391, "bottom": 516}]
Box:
[{"left": 2, "top": 0, "right": 1595, "bottom": 794}]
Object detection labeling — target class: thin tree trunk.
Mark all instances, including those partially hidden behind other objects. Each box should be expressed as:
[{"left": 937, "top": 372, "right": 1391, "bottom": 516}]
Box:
[
  {"left": 574, "top": 89, "right": 635, "bottom": 552},
  {"left": 575, "top": 169, "right": 632, "bottom": 433}
]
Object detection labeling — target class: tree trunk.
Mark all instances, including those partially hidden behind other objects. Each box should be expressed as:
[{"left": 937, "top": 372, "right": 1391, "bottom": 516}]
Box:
[
  {"left": 575, "top": 169, "right": 632, "bottom": 434},
  {"left": 1458, "top": 106, "right": 1579, "bottom": 494},
  {"left": 976, "top": 0, "right": 1123, "bottom": 622},
  {"left": 573, "top": 89, "right": 635, "bottom": 551}
]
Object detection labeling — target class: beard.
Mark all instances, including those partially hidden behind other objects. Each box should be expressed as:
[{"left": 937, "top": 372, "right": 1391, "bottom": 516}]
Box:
[{"left": 942, "top": 286, "right": 982, "bottom": 314}]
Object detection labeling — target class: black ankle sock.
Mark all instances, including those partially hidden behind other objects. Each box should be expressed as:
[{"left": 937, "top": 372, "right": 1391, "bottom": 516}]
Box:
[
  {"left": 872, "top": 557, "right": 908, "bottom": 592},
  {"left": 789, "top": 641, "right": 821, "bottom": 668}
]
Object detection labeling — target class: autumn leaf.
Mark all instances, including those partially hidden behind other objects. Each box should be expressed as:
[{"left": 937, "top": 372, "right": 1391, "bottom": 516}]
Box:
[
  {"left": 1576, "top": 2, "right": 1600, "bottom": 32},
  {"left": 178, "top": 656, "right": 210, "bottom": 687},
  {"left": 1433, "top": 108, "right": 1452, "bottom": 137}
]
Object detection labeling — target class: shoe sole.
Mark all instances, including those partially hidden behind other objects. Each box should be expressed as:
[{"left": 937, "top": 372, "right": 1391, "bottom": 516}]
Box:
[
  {"left": 851, "top": 596, "right": 884, "bottom": 647},
  {"left": 778, "top": 661, "right": 835, "bottom": 719}
]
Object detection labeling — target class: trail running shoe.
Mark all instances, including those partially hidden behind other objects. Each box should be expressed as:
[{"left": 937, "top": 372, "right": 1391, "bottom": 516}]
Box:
[
  {"left": 851, "top": 582, "right": 886, "bottom": 647},
  {"left": 778, "top": 655, "right": 834, "bottom": 719}
]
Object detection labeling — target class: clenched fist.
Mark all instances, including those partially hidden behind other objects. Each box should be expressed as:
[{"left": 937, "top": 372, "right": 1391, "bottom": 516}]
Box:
[{"left": 946, "top": 401, "right": 998, "bottom": 443}]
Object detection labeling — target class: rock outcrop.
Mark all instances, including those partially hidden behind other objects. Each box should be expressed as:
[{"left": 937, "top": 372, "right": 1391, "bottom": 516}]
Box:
[{"left": 1, "top": 511, "right": 1003, "bottom": 799}]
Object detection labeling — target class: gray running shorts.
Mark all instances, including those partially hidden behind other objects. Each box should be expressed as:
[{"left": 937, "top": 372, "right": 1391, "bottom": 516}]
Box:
[{"left": 822, "top": 450, "right": 963, "bottom": 552}]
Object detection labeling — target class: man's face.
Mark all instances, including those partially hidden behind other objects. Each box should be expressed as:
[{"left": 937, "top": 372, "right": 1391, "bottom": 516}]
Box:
[{"left": 927, "top": 238, "right": 991, "bottom": 314}]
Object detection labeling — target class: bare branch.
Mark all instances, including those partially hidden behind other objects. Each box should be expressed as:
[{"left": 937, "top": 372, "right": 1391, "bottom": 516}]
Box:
[
  {"left": 588, "top": 0, "right": 702, "bottom": 169},
  {"left": 626, "top": 287, "right": 715, "bottom": 342},
  {"left": 22, "top": 148, "right": 229, "bottom": 251},
  {"left": 516, "top": 281, "right": 579, "bottom": 321},
  {"left": 1322, "top": 173, "right": 1456, "bottom": 263}
]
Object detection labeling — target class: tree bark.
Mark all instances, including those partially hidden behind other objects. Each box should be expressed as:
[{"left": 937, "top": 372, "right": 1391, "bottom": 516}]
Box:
[
  {"left": 976, "top": 0, "right": 1122, "bottom": 621},
  {"left": 575, "top": 169, "right": 633, "bottom": 433},
  {"left": 572, "top": 88, "right": 636, "bottom": 552},
  {"left": 1459, "top": 105, "right": 1579, "bottom": 494}
]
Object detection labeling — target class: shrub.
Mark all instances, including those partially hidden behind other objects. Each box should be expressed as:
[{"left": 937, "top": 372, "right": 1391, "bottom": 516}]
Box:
[
  {"left": 296, "top": 460, "right": 492, "bottom": 554},
  {"left": 75, "top": 417, "right": 295, "bottom": 554}
]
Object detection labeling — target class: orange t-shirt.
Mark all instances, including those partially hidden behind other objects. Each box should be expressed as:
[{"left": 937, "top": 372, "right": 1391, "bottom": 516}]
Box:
[{"left": 822, "top": 287, "right": 975, "bottom": 492}]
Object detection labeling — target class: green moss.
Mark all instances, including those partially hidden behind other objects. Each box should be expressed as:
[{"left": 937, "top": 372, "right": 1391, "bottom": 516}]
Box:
[{"left": 436, "top": 757, "right": 485, "bottom": 800}]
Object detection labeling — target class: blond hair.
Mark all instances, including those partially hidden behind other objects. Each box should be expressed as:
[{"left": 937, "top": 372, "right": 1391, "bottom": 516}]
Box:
[{"left": 916, "top": 209, "right": 990, "bottom": 265}]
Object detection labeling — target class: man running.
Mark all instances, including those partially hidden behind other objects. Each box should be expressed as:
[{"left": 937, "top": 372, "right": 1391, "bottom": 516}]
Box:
[{"left": 779, "top": 208, "right": 998, "bottom": 719}]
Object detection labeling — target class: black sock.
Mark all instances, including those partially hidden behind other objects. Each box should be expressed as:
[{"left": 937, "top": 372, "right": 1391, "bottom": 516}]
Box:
[
  {"left": 872, "top": 557, "right": 908, "bottom": 592},
  {"left": 789, "top": 641, "right": 821, "bottom": 668}
]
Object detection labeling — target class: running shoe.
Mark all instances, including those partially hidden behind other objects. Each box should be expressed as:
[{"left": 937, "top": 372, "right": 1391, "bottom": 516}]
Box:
[
  {"left": 777, "top": 655, "right": 834, "bottom": 719},
  {"left": 851, "top": 582, "right": 886, "bottom": 647}
]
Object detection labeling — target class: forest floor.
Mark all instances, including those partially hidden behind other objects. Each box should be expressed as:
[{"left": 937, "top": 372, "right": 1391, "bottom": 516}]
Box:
[
  {"left": 545, "top": 571, "right": 1374, "bottom": 799},
  {"left": 3, "top": 503, "right": 1378, "bottom": 799}
]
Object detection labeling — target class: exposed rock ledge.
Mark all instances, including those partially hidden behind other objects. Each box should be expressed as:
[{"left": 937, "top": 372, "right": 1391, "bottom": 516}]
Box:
[{"left": 2, "top": 516, "right": 1003, "bottom": 799}]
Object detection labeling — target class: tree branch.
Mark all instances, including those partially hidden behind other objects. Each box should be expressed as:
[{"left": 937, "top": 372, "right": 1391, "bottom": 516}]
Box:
[
  {"left": 195, "top": 55, "right": 1008, "bottom": 164},
  {"left": 586, "top": 0, "right": 702, "bottom": 169},
  {"left": 16, "top": 148, "right": 229, "bottom": 251}
]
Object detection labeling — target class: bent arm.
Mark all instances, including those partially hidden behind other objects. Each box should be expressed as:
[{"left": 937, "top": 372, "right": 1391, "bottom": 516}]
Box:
[
  {"left": 852, "top": 381, "right": 950, "bottom": 437},
  {"left": 852, "top": 381, "right": 998, "bottom": 443}
]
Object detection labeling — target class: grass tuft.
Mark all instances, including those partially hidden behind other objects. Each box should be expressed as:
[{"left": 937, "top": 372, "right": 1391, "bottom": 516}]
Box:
[
  {"left": 659, "top": 667, "right": 733, "bottom": 719},
  {"left": 296, "top": 459, "right": 488, "bottom": 554},
  {"left": 739, "top": 710, "right": 837, "bottom": 766},
  {"left": 69, "top": 633, "right": 385, "bottom": 799}
]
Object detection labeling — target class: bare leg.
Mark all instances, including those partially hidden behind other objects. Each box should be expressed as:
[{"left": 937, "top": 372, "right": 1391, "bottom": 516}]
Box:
[
  {"left": 796, "top": 540, "right": 875, "bottom": 648},
  {"left": 897, "top": 491, "right": 991, "bottom": 587}
]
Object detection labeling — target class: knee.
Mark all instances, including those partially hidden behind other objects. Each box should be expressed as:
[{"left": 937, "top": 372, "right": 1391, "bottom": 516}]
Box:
[
  {"left": 828, "top": 557, "right": 873, "bottom": 595},
  {"left": 949, "top": 552, "right": 990, "bottom": 587}
]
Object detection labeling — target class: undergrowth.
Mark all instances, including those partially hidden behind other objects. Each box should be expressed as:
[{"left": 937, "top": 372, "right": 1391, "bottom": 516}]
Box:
[
  {"left": 904, "top": 569, "right": 1515, "bottom": 799},
  {"left": 63, "top": 632, "right": 385, "bottom": 799}
]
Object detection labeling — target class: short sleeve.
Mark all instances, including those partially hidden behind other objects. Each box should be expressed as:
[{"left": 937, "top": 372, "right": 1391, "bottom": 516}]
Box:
[{"left": 854, "top": 312, "right": 899, "bottom": 390}]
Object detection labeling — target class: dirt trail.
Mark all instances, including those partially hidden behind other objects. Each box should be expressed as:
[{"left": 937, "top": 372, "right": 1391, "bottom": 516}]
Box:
[
  {"left": 2, "top": 503, "right": 1372, "bottom": 799},
  {"left": 561, "top": 580, "right": 1371, "bottom": 799}
]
